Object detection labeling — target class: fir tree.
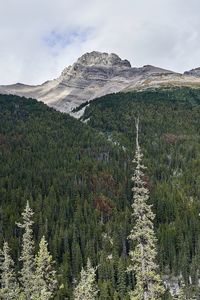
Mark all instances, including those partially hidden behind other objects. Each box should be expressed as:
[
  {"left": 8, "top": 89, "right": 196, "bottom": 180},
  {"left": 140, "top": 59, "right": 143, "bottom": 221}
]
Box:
[
  {"left": 128, "top": 118, "right": 165, "bottom": 300},
  {"left": 74, "top": 258, "right": 98, "bottom": 300},
  {"left": 32, "top": 236, "right": 57, "bottom": 300},
  {"left": 17, "top": 201, "right": 35, "bottom": 299},
  {"left": 0, "top": 241, "right": 20, "bottom": 300}
]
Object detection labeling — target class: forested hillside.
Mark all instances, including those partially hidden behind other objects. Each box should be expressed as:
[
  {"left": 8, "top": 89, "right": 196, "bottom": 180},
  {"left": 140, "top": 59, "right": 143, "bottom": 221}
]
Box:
[
  {"left": 1, "top": 88, "right": 200, "bottom": 298},
  {"left": 0, "top": 95, "right": 132, "bottom": 299},
  {"left": 80, "top": 88, "right": 200, "bottom": 296}
]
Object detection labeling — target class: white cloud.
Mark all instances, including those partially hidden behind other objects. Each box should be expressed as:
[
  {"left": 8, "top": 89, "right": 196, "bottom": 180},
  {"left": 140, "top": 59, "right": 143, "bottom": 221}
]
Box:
[{"left": 1, "top": 0, "right": 200, "bottom": 84}]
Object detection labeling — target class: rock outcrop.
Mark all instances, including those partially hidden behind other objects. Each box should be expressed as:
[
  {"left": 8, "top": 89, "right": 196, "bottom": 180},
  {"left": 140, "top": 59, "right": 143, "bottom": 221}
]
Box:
[
  {"left": 76, "top": 51, "right": 131, "bottom": 68},
  {"left": 184, "top": 67, "right": 200, "bottom": 77}
]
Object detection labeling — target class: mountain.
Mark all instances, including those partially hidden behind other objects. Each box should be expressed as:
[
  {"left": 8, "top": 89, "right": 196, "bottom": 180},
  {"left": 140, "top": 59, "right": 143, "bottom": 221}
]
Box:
[
  {"left": 0, "top": 51, "right": 177, "bottom": 113},
  {"left": 2, "top": 51, "right": 200, "bottom": 114}
]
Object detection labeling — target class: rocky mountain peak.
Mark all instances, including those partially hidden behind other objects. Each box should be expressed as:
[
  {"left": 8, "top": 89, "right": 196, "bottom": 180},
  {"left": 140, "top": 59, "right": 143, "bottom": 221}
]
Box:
[
  {"left": 2, "top": 50, "right": 200, "bottom": 115},
  {"left": 76, "top": 51, "right": 131, "bottom": 68}
]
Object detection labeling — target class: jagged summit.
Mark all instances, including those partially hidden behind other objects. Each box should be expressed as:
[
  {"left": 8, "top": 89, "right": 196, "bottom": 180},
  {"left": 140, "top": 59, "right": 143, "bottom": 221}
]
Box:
[
  {"left": 76, "top": 51, "right": 131, "bottom": 68},
  {"left": 1, "top": 51, "right": 200, "bottom": 114},
  {"left": 60, "top": 51, "right": 131, "bottom": 77}
]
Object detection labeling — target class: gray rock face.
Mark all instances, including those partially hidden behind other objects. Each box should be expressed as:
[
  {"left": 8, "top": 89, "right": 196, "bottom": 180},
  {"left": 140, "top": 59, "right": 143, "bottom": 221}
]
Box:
[
  {"left": 184, "top": 67, "right": 200, "bottom": 77},
  {"left": 76, "top": 51, "right": 131, "bottom": 68},
  {"left": 0, "top": 51, "right": 181, "bottom": 113}
]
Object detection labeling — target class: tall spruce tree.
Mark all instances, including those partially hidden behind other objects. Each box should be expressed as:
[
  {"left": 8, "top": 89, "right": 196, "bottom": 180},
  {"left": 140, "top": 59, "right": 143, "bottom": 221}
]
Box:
[
  {"left": 17, "top": 201, "right": 35, "bottom": 299},
  {"left": 74, "top": 258, "right": 98, "bottom": 300},
  {"left": 32, "top": 236, "right": 57, "bottom": 300},
  {"left": 128, "top": 118, "right": 164, "bottom": 300},
  {"left": 0, "top": 241, "right": 20, "bottom": 299}
]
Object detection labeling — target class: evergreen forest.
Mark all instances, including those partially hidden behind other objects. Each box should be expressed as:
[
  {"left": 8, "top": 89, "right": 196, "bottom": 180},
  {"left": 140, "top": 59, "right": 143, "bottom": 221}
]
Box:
[{"left": 1, "top": 88, "right": 200, "bottom": 298}]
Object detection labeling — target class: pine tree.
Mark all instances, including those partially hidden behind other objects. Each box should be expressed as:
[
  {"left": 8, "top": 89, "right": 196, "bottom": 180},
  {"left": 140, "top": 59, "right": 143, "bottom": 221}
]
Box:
[
  {"left": 74, "top": 258, "right": 98, "bottom": 300},
  {"left": 0, "top": 241, "right": 20, "bottom": 299},
  {"left": 128, "top": 118, "right": 165, "bottom": 300},
  {"left": 17, "top": 201, "right": 35, "bottom": 299},
  {"left": 32, "top": 236, "right": 57, "bottom": 300}
]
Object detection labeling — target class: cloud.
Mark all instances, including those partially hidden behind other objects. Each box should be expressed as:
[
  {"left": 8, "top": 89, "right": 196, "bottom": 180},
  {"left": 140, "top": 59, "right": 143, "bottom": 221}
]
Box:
[
  {"left": 1, "top": 0, "right": 200, "bottom": 84},
  {"left": 43, "top": 29, "right": 90, "bottom": 49}
]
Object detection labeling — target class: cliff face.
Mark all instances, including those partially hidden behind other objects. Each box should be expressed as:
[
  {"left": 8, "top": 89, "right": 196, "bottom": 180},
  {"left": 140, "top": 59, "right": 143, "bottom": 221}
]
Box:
[{"left": 1, "top": 51, "right": 200, "bottom": 113}]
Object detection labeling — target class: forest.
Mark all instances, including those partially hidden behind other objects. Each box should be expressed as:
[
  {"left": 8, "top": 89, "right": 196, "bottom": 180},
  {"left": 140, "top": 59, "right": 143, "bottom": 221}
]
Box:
[{"left": 1, "top": 88, "right": 200, "bottom": 298}]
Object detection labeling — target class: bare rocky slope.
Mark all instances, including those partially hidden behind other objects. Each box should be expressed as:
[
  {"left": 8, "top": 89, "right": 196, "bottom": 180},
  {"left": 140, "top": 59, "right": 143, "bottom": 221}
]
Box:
[{"left": 0, "top": 51, "right": 200, "bottom": 113}]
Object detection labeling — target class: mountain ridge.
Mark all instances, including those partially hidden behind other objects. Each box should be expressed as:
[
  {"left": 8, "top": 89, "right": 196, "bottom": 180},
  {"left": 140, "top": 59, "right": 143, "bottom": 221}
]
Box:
[{"left": 0, "top": 51, "right": 200, "bottom": 113}]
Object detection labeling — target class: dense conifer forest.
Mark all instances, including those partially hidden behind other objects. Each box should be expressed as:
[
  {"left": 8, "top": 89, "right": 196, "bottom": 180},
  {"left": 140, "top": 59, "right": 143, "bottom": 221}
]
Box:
[{"left": 1, "top": 88, "right": 200, "bottom": 298}]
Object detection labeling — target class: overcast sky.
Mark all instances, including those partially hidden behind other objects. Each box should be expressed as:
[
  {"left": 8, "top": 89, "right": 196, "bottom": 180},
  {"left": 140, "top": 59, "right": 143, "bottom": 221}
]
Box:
[{"left": 1, "top": 0, "right": 200, "bottom": 85}]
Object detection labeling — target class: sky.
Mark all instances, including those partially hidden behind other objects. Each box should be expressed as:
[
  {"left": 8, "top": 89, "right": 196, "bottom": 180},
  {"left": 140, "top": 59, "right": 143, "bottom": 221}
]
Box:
[{"left": 1, "top": 0, "right": 200, "bottom": 85}]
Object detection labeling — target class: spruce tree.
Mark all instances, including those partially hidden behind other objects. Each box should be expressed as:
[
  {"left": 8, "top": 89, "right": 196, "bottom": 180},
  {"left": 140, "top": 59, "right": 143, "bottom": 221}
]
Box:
[
  {"left": 0, "top": 241, "right": 20, "bottom": 299},
  {"left": 74, "top": 258, "right": 98, "bottom": 300},
  {"left": 32, "top": 236, "right": 57, "bottom": 300},
  {"left": 128, "top": 118, "right": 164, "bottom": 300},
  {"left": 17, "top": 201, "right": 35, "bottom": 299}
]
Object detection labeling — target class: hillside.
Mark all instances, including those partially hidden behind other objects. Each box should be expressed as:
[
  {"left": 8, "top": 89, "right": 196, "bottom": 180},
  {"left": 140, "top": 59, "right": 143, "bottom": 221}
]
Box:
[
  {"left": 0, "top": 94, "right": 132, "bottom": 299},
  {"left": 79, "top": 87, "right": 200, "bottom": 295},
  {"left": 1, "top": 89, "right": 200, "bottom": 298}
]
